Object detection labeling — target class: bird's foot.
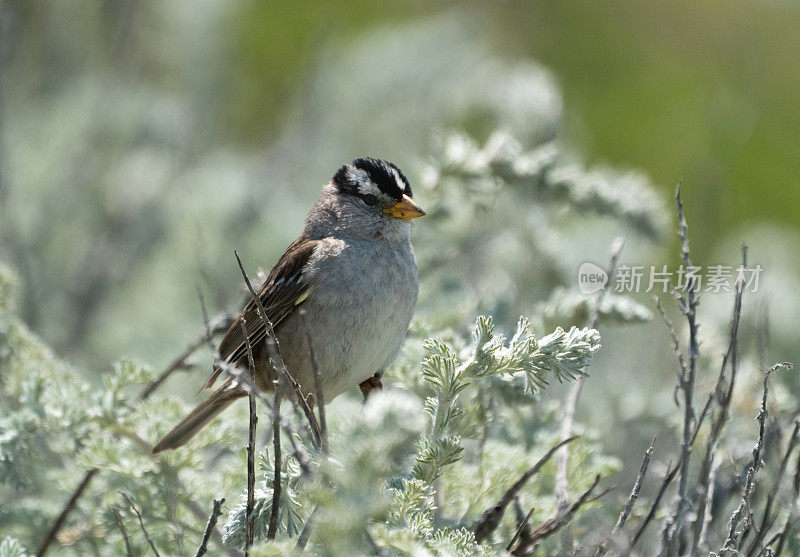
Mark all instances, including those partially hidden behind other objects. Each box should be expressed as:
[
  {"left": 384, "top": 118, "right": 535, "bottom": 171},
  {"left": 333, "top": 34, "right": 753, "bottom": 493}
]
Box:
[{"left": 359, "top": 376, "right": 382, "bottom": 402}]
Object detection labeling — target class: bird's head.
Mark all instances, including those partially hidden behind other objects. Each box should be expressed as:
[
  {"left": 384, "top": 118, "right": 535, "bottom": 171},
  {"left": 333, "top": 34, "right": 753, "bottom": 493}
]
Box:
[{"left": 331, "top": 157, "right": 426, "bottom": 221}]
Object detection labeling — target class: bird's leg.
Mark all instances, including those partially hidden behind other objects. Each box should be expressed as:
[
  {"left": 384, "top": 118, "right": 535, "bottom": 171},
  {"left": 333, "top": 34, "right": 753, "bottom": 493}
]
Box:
[{"left": 359, "top": 373, "right": 383, "bottom": 402}]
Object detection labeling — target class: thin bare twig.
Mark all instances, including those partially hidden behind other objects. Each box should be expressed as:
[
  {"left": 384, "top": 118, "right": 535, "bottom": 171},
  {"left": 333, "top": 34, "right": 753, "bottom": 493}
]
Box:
[
  {"left": 588, "top": 237, "right": 625, "bottom": 328},
  {"left": 267, "top": 386, "right": 282, "bottom": 541},
  {"left": 523, "top": 475, "right": 610, "bottom": 551},
  {"left": 183, "top": 498, "right": 242, "bottom": 557},
  {"left": 195, "top": 498, "right": 225, "bottom": 557},
  {"left": 631, "top": 462, "right": 680, "bottom": 548},
  {"left": 119, "top": 492, "right": 161, "bottom": 557},
  {"left": 650, "top": 186, "right": 703, "bottom": 555},
  {"left": 772, "top": 515, "right": 795, "bottom": 557},
  {"left": 667, "top": 184, "right": 701, "bottom": 552},
  {"left": 111, "top": 506, "right": 134, "bottom": 557},
  {"left": 555, "top": 238, "right": 624, "bottom": 510},
  {"left": 747, "top": 419, "right": 800, "bottom": 556},
  {"left": 616, "top": 436, "right": 657, "bottom": 534},
  {"left": 233, "top": 250, "right": 322, "bottom": 448},
  {"left": 770, "top": 449, "right": 800, "bottom": 556},
  {"left": 245, "top": 394, "right": 257, "bottom": 551},
  {"left": 721, "top": 363, "right": 793, "bottom": 554},
  {"left": 555, "top": 377, "right": 584, "bottom": 512},
  {"left": 693, "top": 245, "right": 748, "bottom": 553},
  {"left": 596, "top": 437, "right": 657, "bottom": 555},
  {"left": 35, "top": 468, "right": 99, "bottom": 556},
  {"left": 654, "top": 296, "right": 688, "bottom": 391},
  {"left": 196, "top": 286, "right": 216, "bottom": 352},
  {"left": 474, "top": 436, "right": 579, "bottom": 543},
  {"left": 138, "top": 313, "right": 233, "bottom": 401},
  {"left": 295, "top": 505, "right": 320, "bottom": 551},
  {"left": 698, "top": 454, "right": 721, "bottom": 551},
  {"left": 507, "top": 502, "right": 535, "bottom": 554},
  {"left": 690, "top": 393, "right": 714, "bottom": 447},
  {"left": 240, "top": 319, "right": 258, "bottom": 554}
]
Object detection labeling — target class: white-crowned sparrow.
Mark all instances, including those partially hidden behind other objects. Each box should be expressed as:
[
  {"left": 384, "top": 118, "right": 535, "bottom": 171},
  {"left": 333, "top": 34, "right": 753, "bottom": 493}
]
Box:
[{"left": 153, "top": 158, "right": 425, "bottom": 452}]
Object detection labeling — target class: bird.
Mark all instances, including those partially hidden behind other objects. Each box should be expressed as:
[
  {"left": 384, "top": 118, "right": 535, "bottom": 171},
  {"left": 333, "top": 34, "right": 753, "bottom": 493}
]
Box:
[{"left": 152, "top": 158, "right": 425, "bottom": 452}]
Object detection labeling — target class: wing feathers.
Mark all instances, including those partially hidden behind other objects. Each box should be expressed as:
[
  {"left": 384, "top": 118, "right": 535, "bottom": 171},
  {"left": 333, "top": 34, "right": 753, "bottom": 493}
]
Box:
[{"left": 203, "top": 235, "right": 319, "bottom": 390}]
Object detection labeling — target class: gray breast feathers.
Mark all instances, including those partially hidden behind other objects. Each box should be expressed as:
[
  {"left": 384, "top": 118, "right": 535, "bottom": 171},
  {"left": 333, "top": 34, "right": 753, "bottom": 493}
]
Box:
[{"left": 273, "top": 235, "right": 418, "bottom": 401}]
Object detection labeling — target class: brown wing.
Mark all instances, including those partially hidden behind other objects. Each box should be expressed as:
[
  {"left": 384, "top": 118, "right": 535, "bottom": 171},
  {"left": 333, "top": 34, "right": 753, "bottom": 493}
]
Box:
[{"left": 202, "top": 235, "right": 319, "bottom": 390}]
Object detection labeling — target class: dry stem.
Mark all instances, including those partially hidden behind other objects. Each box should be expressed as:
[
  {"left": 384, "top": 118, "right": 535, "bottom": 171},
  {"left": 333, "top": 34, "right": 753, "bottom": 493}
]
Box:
[
  {"left": 475, "top": 435, "right": 578, "bottom": 543},
  {"left": 194, "top": 498, "right": 225, "bottom": 557},
  {"left": 555, "top": 238, "right": 624, "bottom": 510},
  {"left": 120, "top": 492, "right": 161, "bottom": 557}
]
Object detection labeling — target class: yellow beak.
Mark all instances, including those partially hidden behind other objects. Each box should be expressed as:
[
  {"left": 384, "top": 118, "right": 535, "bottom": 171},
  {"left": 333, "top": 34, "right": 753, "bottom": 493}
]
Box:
[{"left": 383, "top": 194, "right": 426, "bottom": 220}]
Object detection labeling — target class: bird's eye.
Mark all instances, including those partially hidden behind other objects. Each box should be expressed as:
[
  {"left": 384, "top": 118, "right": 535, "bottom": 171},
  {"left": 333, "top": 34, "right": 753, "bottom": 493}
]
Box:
[{"left": 362, "top": 194, "right": 379, "bottom": 206}]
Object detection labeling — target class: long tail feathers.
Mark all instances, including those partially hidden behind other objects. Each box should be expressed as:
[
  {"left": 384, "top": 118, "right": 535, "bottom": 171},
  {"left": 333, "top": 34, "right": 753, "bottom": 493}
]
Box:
[{"left": 152, "top": 387, "right": 246, "bottom": 453}]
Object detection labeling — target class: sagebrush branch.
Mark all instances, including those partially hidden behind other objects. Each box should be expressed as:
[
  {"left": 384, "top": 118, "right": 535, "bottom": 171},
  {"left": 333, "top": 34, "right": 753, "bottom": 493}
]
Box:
[
  {"left": 138, "top": 312, "right": 234, "bottom": 402},
  {"left": 111, "top": 506, "right": 134, "bottom": 557},
  {"left": 240, "top": 318, "right": 258, "bottom": 553},
  {"left": 195, "top": 498, "right": 225, "bottom": 557},
  {"left": 596, "top": 437, "right": 656, "bottom": 555},
  {"left": 720, "top": 362, "right": 793, "bottom": 554},
  {"left": 657, "top": 185, "right": 701, "bottom": 555},
  {"left": 474, "top": 435, "right": 578, "bottom": 544},
  {"left": 120, "top": 492, "right": 161, "bottom": 557},
  {"left": 555, "top": 238, "right": 623, "bottom": 511},
  {"left": 631, "top": 462, "right": 679, "bottom": 549},
  {"left": 747, "top": 418, "right": 800, "bottom": 555},
  {"left": 506, "top": 502, "right": 535, "bottom": 555},
  {"left": 267, "top": 387, "right": 282, "bottom": 541},
  {"left": 692, "top": 245, "right": 748, "bottom": 554},
  {"left": 523, "top": 475, "right": 610, "bottom": 552}
]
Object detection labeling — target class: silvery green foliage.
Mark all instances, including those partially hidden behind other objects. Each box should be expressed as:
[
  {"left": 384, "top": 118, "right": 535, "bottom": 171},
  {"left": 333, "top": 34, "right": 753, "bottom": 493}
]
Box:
[
  {"left": 0, "top": 538, "right": 30, "bottom": 557},
  {"left": 222, "top": 454, "right": 305, "bottom": 549},
  {"left": 414, "top": 128, "right": 665, "bottom": 332},
  {"left": 309, "top": 393, "right": 429, "bottom": 556},
  {"left": 211, "top": 316, "right": 600, "bottom": 555},
  {"left": 332, "top": 395, "right": 490, "bottom": 556},
  {"left": 414, "top": 316, "right": 599, "bottom": 485},
  {"left": 424, "top": 130, "right": 666, "bottom": 240},
  {"left": 0, "top": 267, "right": 244, "bottom": 555},
  {"left": 535, "top": 287, "right": 653, "bottom": 330},
  {"left": 528, "top": 325, "right": 601, "bottom": 386}
]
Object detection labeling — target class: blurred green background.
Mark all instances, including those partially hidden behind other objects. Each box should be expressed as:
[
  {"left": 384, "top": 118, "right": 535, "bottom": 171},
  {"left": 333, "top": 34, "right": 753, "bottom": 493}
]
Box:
[
  {"left": 2, "top": 0, "right": 799, "bottom": 374},
  {"left": 489, "top": 0, "right": 800, "bottom": 252}
]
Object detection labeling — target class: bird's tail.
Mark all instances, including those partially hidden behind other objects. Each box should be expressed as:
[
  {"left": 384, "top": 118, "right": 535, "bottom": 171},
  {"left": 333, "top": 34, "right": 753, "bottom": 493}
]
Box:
[{"left": 152, "top": 386, "right": 246, "bottom": 453}]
